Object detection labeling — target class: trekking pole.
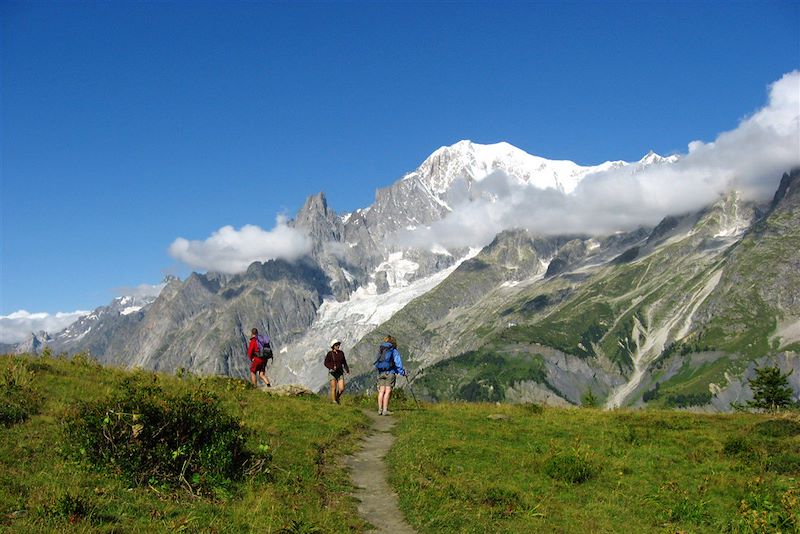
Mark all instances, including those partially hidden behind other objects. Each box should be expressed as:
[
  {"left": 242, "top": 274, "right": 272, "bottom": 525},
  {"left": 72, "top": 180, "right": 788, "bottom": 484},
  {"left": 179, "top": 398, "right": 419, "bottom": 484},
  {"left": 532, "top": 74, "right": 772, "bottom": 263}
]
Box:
[{"left": 404, "top": 373, "right": 420, "bottom": 409}]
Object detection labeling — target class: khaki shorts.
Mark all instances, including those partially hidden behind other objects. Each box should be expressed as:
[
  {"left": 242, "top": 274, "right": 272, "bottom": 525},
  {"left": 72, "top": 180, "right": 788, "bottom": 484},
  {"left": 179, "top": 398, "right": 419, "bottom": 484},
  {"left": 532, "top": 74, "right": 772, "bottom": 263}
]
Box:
[{"left": 377, "top": 372, "right": 396, "bottom": 388}]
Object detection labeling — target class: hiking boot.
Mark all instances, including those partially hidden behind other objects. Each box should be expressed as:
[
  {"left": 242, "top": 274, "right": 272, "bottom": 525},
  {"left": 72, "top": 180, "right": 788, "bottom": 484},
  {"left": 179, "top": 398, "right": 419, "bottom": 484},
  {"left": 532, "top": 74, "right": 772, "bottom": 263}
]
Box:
[{"left": 382, "top": 410, "right": 393, "bottom": 416}]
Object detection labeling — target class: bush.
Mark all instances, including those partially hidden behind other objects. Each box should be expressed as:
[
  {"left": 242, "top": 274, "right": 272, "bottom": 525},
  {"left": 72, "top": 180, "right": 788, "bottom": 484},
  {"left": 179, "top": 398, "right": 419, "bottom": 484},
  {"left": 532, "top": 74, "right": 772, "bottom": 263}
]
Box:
[
  {"left": 0, "top": 358, "right": 41, "bottom": 426},
  {"left": 722, "top": 436, "right": 758, "bottom": 460},
  {"left": 765, "top": 453, "right": 800, "bottom": 475},
  {"left": 544, "top": 450, "right": 599, "bottom": 483},
  {"left": 581, "top": 389, "right": 599, "bottom": 408},
  {"left": 64, "top": 375, "right": 270, "bottom": 495},
  {"left": 754, "top": 418, "right": 800, "bottom": 438}
]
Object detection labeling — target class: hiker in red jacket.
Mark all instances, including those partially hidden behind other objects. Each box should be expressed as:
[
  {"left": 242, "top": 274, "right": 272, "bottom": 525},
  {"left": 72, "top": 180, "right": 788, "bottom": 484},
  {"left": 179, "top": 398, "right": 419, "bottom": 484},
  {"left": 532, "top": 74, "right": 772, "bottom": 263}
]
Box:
[
  {"left": 324, "top": 339, "right": 349, "bottom": 404},
  {"left": 247, "top": 328, "right": 271, "bottom": 388}
]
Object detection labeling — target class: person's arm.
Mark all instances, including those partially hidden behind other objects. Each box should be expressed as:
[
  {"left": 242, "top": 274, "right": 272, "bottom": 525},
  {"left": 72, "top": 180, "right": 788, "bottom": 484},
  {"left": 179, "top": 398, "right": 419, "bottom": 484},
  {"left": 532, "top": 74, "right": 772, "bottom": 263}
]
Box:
[
  {"left": 324, "top": 351, "right": 334, "bottom": 370},
  {"left": 247, "top": 339, "right": 257, "bottom": 359},
  {"left": 393, "top": 349, "right": 405, "bottom": 376}
]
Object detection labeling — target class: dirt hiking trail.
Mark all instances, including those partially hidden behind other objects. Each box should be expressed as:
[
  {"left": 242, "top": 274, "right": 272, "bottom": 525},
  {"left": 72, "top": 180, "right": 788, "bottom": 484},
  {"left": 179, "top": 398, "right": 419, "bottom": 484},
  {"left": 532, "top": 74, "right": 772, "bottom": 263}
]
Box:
[{"left": 345, "top": 410, "right": 418, "bottom": 534}]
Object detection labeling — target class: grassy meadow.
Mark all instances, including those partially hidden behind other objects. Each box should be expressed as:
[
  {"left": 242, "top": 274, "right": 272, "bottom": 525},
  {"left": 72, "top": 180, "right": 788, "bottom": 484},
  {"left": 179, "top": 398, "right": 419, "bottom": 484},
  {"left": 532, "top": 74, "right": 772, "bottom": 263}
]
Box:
[
  {"left": 388, "top": 403, "right": 800, "bottom": 533},
  {"left": 2, "top": 353, "right": 799, "bottom": 533}
]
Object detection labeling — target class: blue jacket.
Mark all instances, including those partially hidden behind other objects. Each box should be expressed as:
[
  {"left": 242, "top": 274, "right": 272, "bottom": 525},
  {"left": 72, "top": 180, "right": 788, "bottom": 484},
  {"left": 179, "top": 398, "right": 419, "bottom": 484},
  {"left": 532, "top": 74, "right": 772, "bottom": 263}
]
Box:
[{"left": 375, "top": 342, "right": 405, "bottom": 375}]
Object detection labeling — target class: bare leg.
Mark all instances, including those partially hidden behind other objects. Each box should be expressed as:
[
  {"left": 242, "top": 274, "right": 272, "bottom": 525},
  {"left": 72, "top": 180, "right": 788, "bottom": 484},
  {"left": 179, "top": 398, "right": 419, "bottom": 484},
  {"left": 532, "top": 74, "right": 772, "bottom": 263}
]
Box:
[
  {"left": 336, "top": 377, "right": 345, "bottom": 402},
  {"left": 330, "top": 379, "right": 337, "bottom": 403},
  {"left": 382, "top": 386, "right": 393, "bottom": 413},
  {"left": 250, "top": 372, "right": 257, "bottom": 387},
  {"left": 259, "top": 371, "right": 271, "bottom": 386},
  {"left": 377, "top": 386, "right": 386, "bottom": 413}
]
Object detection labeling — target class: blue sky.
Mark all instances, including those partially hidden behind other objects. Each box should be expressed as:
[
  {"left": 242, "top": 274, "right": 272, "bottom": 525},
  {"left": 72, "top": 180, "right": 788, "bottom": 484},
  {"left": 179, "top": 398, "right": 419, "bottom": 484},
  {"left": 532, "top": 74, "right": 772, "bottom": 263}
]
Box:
[{"left": 1, "top": 1, "right": 799, "bottom": 333}]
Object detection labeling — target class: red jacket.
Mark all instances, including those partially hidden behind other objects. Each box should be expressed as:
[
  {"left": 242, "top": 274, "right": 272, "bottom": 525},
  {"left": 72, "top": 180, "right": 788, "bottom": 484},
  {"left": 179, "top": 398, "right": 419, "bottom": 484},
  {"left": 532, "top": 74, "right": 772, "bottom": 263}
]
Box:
[{"left": 248, "top": 337, "right": 261, "bottom": 360}]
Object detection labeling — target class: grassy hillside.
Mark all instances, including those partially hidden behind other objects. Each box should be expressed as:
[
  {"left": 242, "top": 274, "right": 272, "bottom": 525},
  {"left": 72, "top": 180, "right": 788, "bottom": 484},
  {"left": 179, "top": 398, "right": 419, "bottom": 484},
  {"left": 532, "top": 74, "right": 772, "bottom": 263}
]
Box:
[
  {"left": 3, "top": 354, "right": 799, "bottom": 533},
  {"left": 389, "top": 403, "right": 800, "bottom": 533},
  {"left": 1, "top": 354, "right": 369, "bottom": 533}
]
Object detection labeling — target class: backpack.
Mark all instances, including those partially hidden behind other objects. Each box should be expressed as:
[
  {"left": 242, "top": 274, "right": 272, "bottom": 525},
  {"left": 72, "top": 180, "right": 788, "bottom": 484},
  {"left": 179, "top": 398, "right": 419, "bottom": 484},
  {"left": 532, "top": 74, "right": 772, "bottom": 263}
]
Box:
[
  {"left": 374, "top": 344, "right": 395, "bottom": 372},
  {"left": 257, "top": 334, "right": 273, "bottom": 360}
]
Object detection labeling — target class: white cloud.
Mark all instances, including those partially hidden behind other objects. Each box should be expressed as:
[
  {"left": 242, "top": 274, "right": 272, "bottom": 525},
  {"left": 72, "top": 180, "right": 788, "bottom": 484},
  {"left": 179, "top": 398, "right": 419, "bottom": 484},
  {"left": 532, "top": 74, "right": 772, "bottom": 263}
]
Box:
[
  {"left": 113, "top": 282, "right": 167, "bottom": 299},
  {"left": 168, "top": 215, "right": 313, "bottom": 274},
  {"left": 0, "top": 310, "right": 89, "bottom": 344},
  {"left": 399, "top": 71, "right": 800, "bottom": 249}
]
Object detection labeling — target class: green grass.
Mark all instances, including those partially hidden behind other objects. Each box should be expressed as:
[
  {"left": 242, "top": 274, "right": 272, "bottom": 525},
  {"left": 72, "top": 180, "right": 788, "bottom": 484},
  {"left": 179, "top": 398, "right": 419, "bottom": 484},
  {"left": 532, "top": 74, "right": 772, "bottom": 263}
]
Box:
[
  {"left": 5, "top": 354, "right": 800, "bottom": 533},
  {"left": 0, "top": 354, "right": 370, "bottom": 533},
  {"left": 388, "top": 403, "right": 800, "bottom": 533}
]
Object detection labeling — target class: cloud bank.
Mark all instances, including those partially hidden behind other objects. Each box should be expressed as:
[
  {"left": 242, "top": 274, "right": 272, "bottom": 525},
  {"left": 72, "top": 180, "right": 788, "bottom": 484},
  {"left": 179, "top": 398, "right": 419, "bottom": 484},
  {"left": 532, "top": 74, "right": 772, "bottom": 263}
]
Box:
[
  {"left": 169, "top": 216, "right": 312, "bottom": 274},
  {"left": 113, "top": 282, "right": 167, "bottom": 299},
  {"left": 400, "top": 71, "right": 800, "bottom": 249},
  {"left": 0, "top": 310, "right": 89, "bottom": 344}
]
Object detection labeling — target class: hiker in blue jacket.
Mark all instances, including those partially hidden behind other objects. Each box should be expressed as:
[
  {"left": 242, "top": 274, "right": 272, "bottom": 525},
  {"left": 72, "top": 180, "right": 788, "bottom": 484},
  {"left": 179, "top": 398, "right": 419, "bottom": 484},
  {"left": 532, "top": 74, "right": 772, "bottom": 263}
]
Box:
[{"left": 375, "top": 335, "right": 406, "bottom": 416}]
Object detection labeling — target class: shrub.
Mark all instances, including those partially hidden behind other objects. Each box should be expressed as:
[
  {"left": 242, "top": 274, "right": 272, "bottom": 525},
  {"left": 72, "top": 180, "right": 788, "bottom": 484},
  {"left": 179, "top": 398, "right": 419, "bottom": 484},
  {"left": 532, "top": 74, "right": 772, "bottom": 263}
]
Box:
[
  {"left": 765, "top": 453, "right": 800, "bottom": 475},
  {"left": 581, "top": 389, "right": 599, "bottom": 408},
  {"left": 64, "top": 375, "right": 270, "bottom": 495},
  {"left": 0, "top": 358, "right": 41, "bottom": 426},
  {"left": 754, "top": 418, "right": 800, "bottom": 438},
  {"left": 544, "top": 450, "right": 599, "bottom": 483},
  {"left": 722, "top": 436, "right": 758, "bottom": 460},
  {"left": 47, "top": 493, "right": 92, "bottom": 522},
  {"left": 521, "top": 402, "right": 543, "bottom": 415}
]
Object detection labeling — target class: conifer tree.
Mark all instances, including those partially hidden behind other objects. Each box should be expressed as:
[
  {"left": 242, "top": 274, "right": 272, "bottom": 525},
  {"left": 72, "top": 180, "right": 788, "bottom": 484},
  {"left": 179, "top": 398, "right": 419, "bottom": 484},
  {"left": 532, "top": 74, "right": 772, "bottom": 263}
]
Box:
[{"left": 746, "top": 366, "right": 794, "bottom": 412}]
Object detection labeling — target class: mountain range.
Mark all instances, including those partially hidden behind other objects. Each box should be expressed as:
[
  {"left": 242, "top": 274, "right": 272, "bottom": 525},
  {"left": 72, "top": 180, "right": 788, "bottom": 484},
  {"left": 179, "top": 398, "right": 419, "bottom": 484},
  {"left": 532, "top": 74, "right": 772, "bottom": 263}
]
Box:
[{"left": 14, "top": 141, "right": 800, "bottom": 410}]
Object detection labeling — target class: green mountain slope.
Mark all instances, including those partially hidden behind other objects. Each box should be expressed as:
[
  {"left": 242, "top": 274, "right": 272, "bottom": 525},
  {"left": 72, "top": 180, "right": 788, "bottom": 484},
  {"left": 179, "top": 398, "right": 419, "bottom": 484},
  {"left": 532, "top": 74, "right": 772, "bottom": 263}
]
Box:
[{"left": 352, "top": 171, "right": 800, "bottom": 410}]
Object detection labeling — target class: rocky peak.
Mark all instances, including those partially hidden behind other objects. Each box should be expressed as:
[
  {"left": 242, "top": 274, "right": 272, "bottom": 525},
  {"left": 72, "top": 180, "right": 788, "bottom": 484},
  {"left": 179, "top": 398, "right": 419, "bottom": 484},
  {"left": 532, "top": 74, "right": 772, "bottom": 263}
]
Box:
[
  {"left": 292, "top": 192, "right": 342, "bottom": 257},
  {"left": 770, "top": 168, "right": 800, "bottom": 212}
]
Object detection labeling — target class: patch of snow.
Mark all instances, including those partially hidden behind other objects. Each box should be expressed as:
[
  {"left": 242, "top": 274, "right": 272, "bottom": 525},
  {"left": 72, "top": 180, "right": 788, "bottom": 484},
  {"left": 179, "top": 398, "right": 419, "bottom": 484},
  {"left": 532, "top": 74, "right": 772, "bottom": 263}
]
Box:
[
  {"left": 272, "top": 248, "right": 481, "bottom": 389},
  {"left": 73, "top": 327, "right": 91, "bottom": 341},
  {"left": 430, "top": 244, "right": 452, "bottom": 256},
  {"left": 120, "top": 306, "right": 142, "bottom": 316},
  {"left": 374, "top": 252, "right": 420, "bottom": 289},
  {"left": 341, "top": 268, "right": 354, "bottom": 284}
]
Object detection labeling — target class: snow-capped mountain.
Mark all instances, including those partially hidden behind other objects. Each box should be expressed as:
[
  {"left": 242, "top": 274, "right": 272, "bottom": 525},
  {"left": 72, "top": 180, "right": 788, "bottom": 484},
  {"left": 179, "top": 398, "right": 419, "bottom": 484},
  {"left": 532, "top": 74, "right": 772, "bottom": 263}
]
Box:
[
  {"left": 405, "top": 140, "right": 630, "bottom": 199},
  {"left": 20, "top": 293, "right": 163, "bottom": 357},
  {"left": 18, "top": 141, "right": 798, "bottom": 412}
]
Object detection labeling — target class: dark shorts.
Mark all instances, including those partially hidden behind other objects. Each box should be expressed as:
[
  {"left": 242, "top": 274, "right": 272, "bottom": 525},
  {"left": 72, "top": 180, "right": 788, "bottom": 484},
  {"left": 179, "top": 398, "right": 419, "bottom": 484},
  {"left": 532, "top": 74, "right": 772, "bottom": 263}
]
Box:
[
  {"left": 329, "top": 370, "right": 344, "bottom": 380},
  {"left": 250, "top": 357, "right": 266, "bottom": 373}
]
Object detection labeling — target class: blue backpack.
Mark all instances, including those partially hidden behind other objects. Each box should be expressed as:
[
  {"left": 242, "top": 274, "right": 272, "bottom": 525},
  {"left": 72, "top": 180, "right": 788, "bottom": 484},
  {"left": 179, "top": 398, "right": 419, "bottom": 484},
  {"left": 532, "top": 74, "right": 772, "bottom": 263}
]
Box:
[{"left": 374, "top": 344, "right": 395, "bottom": 372}]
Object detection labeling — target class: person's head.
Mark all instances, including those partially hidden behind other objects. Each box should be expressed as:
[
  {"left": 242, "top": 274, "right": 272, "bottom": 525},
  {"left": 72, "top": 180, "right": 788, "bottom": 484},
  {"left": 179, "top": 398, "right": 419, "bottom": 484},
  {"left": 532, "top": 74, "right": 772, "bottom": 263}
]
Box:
[
  {"left": 251, "top": 328, "right": 258, "bottom": 337},
  {"left": 330, "top": 339, "right": 341, "bottom": 349},
  {"left": 384, "top": 335, "right": 397, "bottom": 347}
]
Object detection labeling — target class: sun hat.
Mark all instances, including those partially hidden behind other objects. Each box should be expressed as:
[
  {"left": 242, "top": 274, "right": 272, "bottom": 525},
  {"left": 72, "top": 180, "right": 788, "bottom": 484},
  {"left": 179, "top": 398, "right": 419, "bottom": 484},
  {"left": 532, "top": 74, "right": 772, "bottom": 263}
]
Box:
[{"left": 330, "top": 339, "right": 341, "bottom": 348}]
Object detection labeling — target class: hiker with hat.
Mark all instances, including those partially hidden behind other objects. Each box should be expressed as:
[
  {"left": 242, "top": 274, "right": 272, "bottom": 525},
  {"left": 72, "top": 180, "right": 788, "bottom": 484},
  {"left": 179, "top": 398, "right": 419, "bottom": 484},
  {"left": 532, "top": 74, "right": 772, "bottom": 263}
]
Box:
[
  {"left": 374, "top": 335, "right": 406, "bottom": 416},
  {"left": 324, "top": 339, "right": 350, "bottom": 404},
  {"left": 247, "top": 328, "right": 272, "bottom": 388}
]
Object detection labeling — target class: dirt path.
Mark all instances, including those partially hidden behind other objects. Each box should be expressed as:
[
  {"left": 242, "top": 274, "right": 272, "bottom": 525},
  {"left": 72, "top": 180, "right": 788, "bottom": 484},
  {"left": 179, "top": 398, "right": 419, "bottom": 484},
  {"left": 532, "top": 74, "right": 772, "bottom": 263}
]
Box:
[{"left": 345, "top": 410, "right": 418, "bottom": 534}]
